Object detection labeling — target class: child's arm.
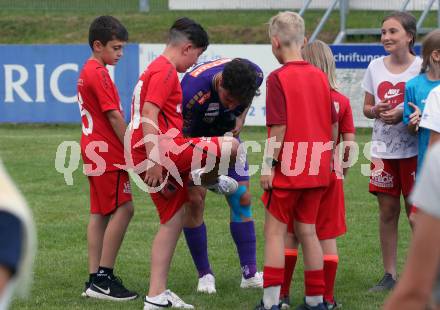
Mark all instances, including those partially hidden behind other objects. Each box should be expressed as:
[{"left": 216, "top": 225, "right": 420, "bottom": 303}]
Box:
[
  {"left": 231, "top": 106, "right": 250, "bottom": 137},
  {"left": 429, "top": 130, "right": 440, "bottom": 147},
  {"left": 141, "top": 102, "right": 163, "bottom": 187},
  {"left": 363, "top": 92, "right": 391, "bottom": 119},
  {"left": 106, "top": 110, "right": 127, "bottom": 144},
  {"left": 260, "top": 124, "right": 286, "bottom": 190},
  {"left": 407, "top": 102, "right": 421, "bottom": 134},
  {"left": 341, "top": 132, "right": 355, "bottom": 177}
]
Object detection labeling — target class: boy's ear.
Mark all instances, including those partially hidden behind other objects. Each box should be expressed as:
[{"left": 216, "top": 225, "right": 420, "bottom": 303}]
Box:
[
  {"left": 303, "top": 36, "right": 308, "bottom": 46},
  {"left": 271, "top": 36, "right": 280, "bottom": 49},
  {"left": 92, "top": 40, "right": 104, "bottom": 51},
  {"left": 181, "top": 42, "right": 192, "bottom": 55}
]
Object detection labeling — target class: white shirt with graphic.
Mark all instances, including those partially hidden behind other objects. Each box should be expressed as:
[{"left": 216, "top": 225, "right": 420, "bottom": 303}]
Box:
[
  {"left": 420, "top": 84, "right": 440, "bottom": 134},
  {"left": 362, "top": 56, "right": 421, "bottom": 159}
]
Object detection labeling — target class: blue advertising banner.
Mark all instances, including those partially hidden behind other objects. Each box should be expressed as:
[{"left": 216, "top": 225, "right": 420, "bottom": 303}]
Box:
[
  {"left": 331, "top": 44, "right": 421, "bottom": 69},
  {"left": 0, "top": 44, "right": 139, "bottom": 123}
]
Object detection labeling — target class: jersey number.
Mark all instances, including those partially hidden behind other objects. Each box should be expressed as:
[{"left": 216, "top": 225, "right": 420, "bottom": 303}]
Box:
[
  {"left": 78, "top": 92, "right": 93, "bottom": 136},
  {"left": 131, "top": 80, "right": 143, "bottom": 129}
]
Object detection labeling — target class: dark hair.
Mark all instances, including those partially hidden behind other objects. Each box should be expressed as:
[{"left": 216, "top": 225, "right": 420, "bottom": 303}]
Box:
[
  {"left": 88, "top": 15, "right": 128, "bottom": 49},
  {"left": 382, "top": 11, "right": 417, "bottom": 55},
  {"left": 168, "top": 17, "right": 209, "bottom": 51},
  {"left": 222, "top": 58, "right": 260, "bottom": 108},
  {"left": 420, "top": 29, "right": 440, "bottom": 73}
]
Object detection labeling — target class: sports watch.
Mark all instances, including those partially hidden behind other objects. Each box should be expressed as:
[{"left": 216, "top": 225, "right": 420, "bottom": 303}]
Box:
[{"left": 264, "top": 157, "right": 279, "bottom": 168}]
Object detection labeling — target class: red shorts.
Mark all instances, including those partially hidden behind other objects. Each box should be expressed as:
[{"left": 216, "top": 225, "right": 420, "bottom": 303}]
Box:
[
  {"left": 369, "top": 157, "right": 417, "bottom": 197},
  {"left": 88, "top": 170, "right": 132, "bottom": 215},
  {"left": 286, "top": 172, "right": 346, "bottom": 239},
  {"left": 315, "top": 172, "right": 346, "bottom": 239},
  {"left": 262, "top": 187, "right": 326, "bottom": 225},
  {"left": 140, "top": 136, "right": 221, "bottom": 224}
]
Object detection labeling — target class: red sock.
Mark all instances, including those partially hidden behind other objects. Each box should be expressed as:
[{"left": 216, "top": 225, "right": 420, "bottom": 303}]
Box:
[
  {"left": 263, "top": 266, "right": 284, "bottom": 288},
  {"left": 323, "top": 255, "right": 339, "bottom": 303},
  {"left": 280, "top": 249, "right": 298, "bottom": 297},
  {"left": 304, "top": 269, "right": 325, "bottom": 296}
]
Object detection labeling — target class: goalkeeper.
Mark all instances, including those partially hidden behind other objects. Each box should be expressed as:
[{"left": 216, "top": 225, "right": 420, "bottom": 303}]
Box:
[{"left": 180, "top": 58, "right": 263, "bottom": 294}]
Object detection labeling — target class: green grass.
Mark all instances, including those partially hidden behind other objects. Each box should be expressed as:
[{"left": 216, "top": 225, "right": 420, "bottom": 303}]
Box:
[
  {"left": 0, "top": 125, "right": 412, "bottom": 310},
  {"left": 0, "top": 8, "right": 438, "bottom": 44}
]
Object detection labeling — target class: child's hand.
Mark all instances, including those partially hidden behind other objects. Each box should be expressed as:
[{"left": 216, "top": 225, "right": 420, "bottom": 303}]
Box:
[
  {"left": 380, "top": 107, "right": 403, "bottom": 125},
  {"left": 260, "top": 171, "right": 274, "bottom": 190},
  {"left": 408, "top": 102, "right": 421, "bottom": 132},
  {"left": 374, "top": 101, "right": 392, "bottom": 115},
  {"left": 144, "top": 162, "right": 164, "bottom": 187}
]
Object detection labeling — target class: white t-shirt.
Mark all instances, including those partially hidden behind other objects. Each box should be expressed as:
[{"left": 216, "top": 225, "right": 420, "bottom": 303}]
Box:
[
  {"left": 411, "top": 141, "right": 440, "bottom": 218},
  {"left": 362, "top": 56, "right": 421, "bottom": 159},
  {"left": 411, "top": 142, "right": 440, "bottom": 304},
  {"left": 420, "top": 84, "right": 440, "bottom": 134}
]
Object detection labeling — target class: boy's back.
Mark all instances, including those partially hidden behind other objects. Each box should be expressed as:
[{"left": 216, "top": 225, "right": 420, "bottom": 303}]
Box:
[
  {"left": 78, "top": 59, "right": 125, "bottom": 171},
  {"left": 267, "top": 60, "right": 333, "bottom": 189}
]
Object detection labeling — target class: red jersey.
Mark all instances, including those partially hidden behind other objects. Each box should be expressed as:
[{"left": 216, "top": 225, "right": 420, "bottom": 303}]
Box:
[
  {"left": 131, "top": 56, "right": 183, "bottom": 162},
  {"left": 77, "top": 59, "right": 125, "bottom": 173},
  {"left": 331, "top": 89, "right": 355, "bottom": 144},
  {"left": 266, "top": 61, "right": 333, "bottom": 189}
]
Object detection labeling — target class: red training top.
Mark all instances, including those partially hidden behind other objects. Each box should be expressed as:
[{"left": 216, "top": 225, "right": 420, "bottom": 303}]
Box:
[
  {"left": 266, "top": 61, "right": 334, "bottom": 189},
  {"left": 77, "top": 59, "right": 125, "bottom": 173}
]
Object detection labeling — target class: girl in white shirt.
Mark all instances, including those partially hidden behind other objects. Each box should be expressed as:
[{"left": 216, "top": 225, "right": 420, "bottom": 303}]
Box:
[{"left": 362, "top": 11, "right": 421, "bottom": 292}]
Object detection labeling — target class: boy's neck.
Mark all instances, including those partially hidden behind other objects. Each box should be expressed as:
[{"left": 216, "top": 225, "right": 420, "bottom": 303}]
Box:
[
  {"left": 162, "top": 47, "right": 178, "bottom": 69},
  {"left": 89, "top": 54, "right": 105, "bottom": 66},
  {"left": 280, "top": 46, "right": 303, "bottom": 64}
]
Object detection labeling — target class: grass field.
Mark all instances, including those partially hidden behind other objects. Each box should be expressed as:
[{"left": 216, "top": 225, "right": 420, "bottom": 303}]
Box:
[
  {"left": 0, "top": 7, "right": 439, "bottom": 44},
  {"left": 0, "top": 125, "right": 413, "bottom": 310}
]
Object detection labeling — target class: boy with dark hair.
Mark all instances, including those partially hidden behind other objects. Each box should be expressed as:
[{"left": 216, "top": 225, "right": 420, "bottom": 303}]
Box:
[
  {"left": 129, "top": 17, "right": 240, "bottom": 309},
  {"left": 180, "top": 58, "right": 264, "bottom": 293},
  {"left": 78, "top": 15, "right": 138, "bottom": 301},
  {"left": 257, "top": 11, "right": 335, "bottom": 310}
]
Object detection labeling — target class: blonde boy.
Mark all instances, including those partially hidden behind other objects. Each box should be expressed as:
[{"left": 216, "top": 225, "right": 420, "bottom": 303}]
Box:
[{"left": 257, "top": 12, "right": 335, "bottom": 310}]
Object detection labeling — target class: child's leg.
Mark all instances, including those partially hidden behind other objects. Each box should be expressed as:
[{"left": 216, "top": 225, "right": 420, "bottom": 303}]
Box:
[
  {"left": 295, "top": 220, "right": 325, "bottom": 306},
  {"left": 183, "top": 186, "right": 213, "bottom": 278},
  {"left": 377, "top": 193, "right": 400, "bottom": 278},
  {"left": 148, "top": 206, "right": 186, "bottom": 297},
  {"left": 227, "top": 181, "right": 258, "bottom": 280},
  {"left": 262, "top": 210, "right": 286, "bottom": 308},
  {"left": 99, "top": 201, "right": 134, "bottom": 268},
  {"left": 280, "top": 232, "right": 298, "bottom": 299},
  {"left": 88, "top": 214, "right": 109, "bottom": 274},
  {"left": 320, "top": 239, "right": 338, "bottom": 304}
]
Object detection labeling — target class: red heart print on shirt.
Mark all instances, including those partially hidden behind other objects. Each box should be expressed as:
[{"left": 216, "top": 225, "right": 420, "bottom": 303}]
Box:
[{"left": 377, "top": 81, "right": 405, "bottom": 108}]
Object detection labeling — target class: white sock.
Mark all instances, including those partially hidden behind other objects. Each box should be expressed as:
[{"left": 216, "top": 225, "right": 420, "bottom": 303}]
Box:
[
  {"left": 305, "top": 295, "right": 323, "bottom": 306},
  {"left": 263, "top": 286, "right": 281, "bottom": 308},
  {"left": 147, "top": 290, "right": 166, "bottom": 301}
]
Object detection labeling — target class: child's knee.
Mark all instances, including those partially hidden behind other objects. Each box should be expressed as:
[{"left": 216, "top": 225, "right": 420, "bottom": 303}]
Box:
[
  {"left": 120, "top": 201, "right": 134, "bottom": 217},
  {"left": 227, "top": 185, "right": 252, "bottom": 222}
]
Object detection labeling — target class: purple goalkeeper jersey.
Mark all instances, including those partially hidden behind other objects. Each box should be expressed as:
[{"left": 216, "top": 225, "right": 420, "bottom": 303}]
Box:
[{"left": 181, "top": 58, "right": 263, "bottom": 137}]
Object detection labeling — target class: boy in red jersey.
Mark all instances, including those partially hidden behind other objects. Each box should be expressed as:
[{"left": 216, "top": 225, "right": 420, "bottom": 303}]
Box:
[
  {"left": 278, "top": 40, "right": 356, "bottom": 310},
  {"left": 78, "top": 16, "right": 138, "bottom": 301},
  {"left": 129, "top": 18, "right": 240, "bottom": 309},
  {"left": 256, "top": 12, "right": 335, "bottom": 310}
]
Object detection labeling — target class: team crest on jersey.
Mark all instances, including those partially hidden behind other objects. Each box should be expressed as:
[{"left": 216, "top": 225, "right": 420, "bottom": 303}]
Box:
[
  {"left": 333, "top": 101, "right": 340, "bottom": 114},
  {"left": 370, "top": 170, "right": 393, "bottom": 188}
]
